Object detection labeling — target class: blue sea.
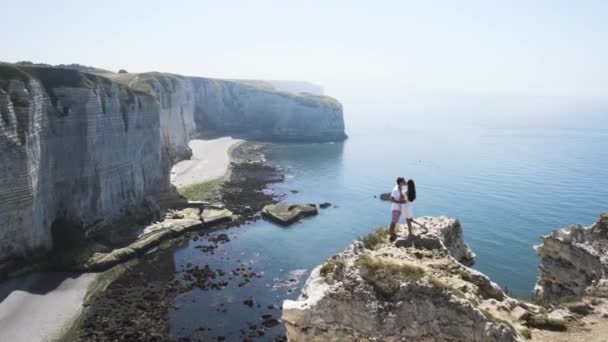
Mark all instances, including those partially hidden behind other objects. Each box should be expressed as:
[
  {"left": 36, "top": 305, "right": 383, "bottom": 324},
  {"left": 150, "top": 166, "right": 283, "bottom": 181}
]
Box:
[{"left": 169, "top": 124, "right": 608, "bottom": 340}]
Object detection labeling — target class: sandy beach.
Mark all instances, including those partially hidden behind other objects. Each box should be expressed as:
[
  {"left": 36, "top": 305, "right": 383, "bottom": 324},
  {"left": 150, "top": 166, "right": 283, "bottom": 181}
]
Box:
[
  {"left": 170, "top": 137, "right": 243, "bottom": 188},
  {"left": 0, "top": 272, "right": 98, "bottom": 342}
]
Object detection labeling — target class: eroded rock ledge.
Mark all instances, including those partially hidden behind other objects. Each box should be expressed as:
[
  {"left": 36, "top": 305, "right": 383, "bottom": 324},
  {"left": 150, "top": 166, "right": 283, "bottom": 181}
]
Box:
[
  {"left": 534, "top": 214, "right": 608, "bottom": 303},
  {"left": 283, "top": 217, "right": 539, "bottom": 342}
]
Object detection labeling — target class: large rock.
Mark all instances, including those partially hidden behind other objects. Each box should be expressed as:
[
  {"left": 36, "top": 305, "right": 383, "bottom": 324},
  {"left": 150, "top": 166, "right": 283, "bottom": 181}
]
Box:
[
  {"left": 396, "top": 216, "right": 476, "bottom": 266},
  {"left": 83, "top": 216, "right": 212, "bottom": 271},
  {"left": 0, "top": 63, "right": 345, "bottom": 263},
  {"left": 201, "top": 207, "right": 234, "bottom": 227},
  {"left": 261, "top": 203, "right": 318, "bottom": 226},
  {"left": 283, "top": 217, "right": 531, "bottom": 341},
  {"left": 534, "top": 213, "right": 608, "bottom": 303}
]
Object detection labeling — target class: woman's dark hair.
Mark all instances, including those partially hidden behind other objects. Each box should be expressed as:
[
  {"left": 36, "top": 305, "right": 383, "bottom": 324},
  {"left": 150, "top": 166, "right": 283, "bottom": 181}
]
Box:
[{"left": 407, "top": 179, "right": 416, "bottom": 202}]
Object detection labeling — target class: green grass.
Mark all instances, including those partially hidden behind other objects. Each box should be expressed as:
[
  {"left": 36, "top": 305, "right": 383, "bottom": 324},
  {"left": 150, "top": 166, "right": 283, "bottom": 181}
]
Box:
[
  {"left": 0, "top": 63, "right": 148, "bottom": 118},
  {"left": 212, "top": 77, "right": 342, "bottom": 111},
  {"left": 356, "top": 254, "right": 425, "bottom": 300},
  {"left": 567, "top": 302, "right": 593, "bottom": 315},
  {"left": 0, "top": 63, "right": 31, "bottom": 90},
  {"left": 319, "top": 257, "right": 345, "bottom": 279},
  {"left": 428, "top": 276, "right": 467, "bottom": 299},
  {"left": 518, "top": 327, "right": 532, "bottom": 339},
  {"left": 525, "top": 314, "right": 567, "bottom": 331},
  {"left": 177, "top": 178, "right": 225, "bottom": 202},
  {"left": 361, "top": 227, "right": 390, "bottom": 250},
  {"left": 110, "top": 72, "right": 184, "bottom": 96}
]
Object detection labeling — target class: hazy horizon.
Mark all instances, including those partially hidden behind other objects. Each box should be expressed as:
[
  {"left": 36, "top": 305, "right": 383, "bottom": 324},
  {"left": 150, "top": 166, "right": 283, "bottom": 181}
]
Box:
[
  {"left": 5, "top": 1, "right": 608, "bottom": 96},
  {"left": 5, "top": 0, "right": 608, "bottom": 129}
]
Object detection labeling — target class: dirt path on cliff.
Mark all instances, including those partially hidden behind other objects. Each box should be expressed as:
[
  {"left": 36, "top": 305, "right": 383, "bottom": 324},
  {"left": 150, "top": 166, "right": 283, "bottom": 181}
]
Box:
[{"left": 170, "top": 137, "right": 242, "bottom": 188}]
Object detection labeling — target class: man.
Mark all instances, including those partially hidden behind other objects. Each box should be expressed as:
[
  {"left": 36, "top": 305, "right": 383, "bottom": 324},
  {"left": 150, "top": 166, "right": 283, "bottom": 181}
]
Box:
[{"left": 389, "top": 177, "right": 407, "bottom": 242}]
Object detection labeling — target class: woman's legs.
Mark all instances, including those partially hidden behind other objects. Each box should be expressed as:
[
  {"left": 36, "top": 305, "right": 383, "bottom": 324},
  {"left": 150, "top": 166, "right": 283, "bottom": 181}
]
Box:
[{"left": 406, "top": 218, "right": 413, "bottom": 236}]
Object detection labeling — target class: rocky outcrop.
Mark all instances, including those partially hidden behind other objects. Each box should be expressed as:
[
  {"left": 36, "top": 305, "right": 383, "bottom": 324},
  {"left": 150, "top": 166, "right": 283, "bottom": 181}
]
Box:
[
  {"left": 0, "top": 63, "right": 346, "bottom": 264},
  {"left": 534, "top": 213, "right": 608, "bottom": 303},
  {"left": 283, "top": 217, "right": 536, "bottom": 341},
  {"left": 262, "top": 203, "right": 318, "bottom": 226},
  {"left": 396, "top": 216, "right": 476, "bottom": 266},
  {"left": 84, "top": 207, "right": 233, "bottom": 271}
]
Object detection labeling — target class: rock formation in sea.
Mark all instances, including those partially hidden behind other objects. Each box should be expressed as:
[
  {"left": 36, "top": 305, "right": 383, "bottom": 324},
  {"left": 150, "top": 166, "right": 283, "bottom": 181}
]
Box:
[
  {"left": 534, "top": 213, "right": 608, "bottom": 303},
  {"left": 283, "top": 217, "right": 541, "bottom": 341},
  {"left": 0, "top": 63, "right": 346, "bottom": 265}
]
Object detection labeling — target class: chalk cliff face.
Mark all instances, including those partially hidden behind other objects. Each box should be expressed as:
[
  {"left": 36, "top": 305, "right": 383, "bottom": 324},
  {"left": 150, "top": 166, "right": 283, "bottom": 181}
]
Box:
[
  {"left": 109, "top": 73, "right": 345, "bottom": 142},
  {"left": 0, "top": 66, "right": 166, "bottom": 263},
  {"left": 283, "top": 217, "right": 533, "bottom": 342},
  {"left": 0, "top": 64, "right": 346, "bottom": 263},
  {"left": 534, "top": 214, "right": 608, "bottom": 303}
]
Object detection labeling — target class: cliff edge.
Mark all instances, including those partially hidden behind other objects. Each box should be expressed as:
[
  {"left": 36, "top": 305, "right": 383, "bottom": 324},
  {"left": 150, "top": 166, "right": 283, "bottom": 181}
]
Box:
[{"left": 283, "top": 217, "right": 538, "bottom": 341}]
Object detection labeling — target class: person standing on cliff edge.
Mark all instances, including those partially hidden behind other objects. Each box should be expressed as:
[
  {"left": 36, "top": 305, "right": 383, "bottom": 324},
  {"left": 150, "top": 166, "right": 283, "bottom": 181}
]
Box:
[{"left": 389, "top": 177, "right": 407, "bottom": 241}]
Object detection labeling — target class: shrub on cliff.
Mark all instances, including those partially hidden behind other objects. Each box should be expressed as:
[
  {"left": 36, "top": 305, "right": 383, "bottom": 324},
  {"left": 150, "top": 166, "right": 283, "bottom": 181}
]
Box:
[
  {"left": 356, "top": 254, "right": 425, "bottom": 300},
  {"left": 361, "top": 227, "right": 389, "bottom": 250},
  {"left": 319, "top": 256, "right": 345, "bottom": 280},
  {"left": 525, "top": 314, "right": 567, "bottom": 331}
]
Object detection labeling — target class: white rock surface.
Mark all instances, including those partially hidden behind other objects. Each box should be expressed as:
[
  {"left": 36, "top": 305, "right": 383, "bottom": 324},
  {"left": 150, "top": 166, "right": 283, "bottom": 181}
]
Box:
[
  {"left": 283, "top": 217, "right": 526, "bottom": 341},
  {"left": 534, "top": 213, "right": 608, "bottom": 303}
]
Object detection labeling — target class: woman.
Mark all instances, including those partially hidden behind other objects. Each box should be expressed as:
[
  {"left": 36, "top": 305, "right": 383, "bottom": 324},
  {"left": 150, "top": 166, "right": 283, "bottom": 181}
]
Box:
[{"left": 402, "top": 179, "right": 416, "bottom": 236}]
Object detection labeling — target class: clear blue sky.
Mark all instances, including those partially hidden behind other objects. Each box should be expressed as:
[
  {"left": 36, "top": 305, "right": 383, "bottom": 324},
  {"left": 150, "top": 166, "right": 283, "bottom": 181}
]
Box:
[{"left": 4, "top": 0, "right": 608, "bottom": 98}]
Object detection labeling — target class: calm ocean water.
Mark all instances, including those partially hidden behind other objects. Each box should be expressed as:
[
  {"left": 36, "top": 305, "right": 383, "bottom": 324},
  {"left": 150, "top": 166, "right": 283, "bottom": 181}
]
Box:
[{"left": 169, "top": 126, "right": 608, "bottom": 339}]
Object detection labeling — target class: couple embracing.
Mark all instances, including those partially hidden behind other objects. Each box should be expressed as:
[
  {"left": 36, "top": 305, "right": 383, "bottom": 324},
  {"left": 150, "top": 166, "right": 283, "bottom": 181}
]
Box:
[{"left": 389, "top": 177, "right": 418, "bottom": 242}]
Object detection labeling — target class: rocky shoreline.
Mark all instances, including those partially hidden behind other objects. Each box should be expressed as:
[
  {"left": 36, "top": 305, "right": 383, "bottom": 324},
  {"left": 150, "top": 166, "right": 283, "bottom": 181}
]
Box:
[{"left": 68, "top": 142, "right": 286, "bottom": 342}]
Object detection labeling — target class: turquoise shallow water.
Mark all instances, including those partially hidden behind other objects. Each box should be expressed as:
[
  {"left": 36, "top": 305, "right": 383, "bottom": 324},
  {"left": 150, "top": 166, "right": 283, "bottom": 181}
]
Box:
[{"left": 169, "top": 126, "right": 608, "bottom": 339}]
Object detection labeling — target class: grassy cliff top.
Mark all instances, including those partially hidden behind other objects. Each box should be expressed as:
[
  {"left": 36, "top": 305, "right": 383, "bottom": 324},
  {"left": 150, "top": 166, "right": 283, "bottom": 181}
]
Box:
[
  {"left": 0, "top": 63, "right": 94, "bottom": 91},
  {"left": 103, "top": 71, "right": 342, "bottom": 111},
  {"left": 102, "top": 72, "right": 186, "bottom": 96},
  {"left": 0, "top": 63, "right": 342, "bottom": 111},
  {"left": 0, "top": 63, "right": 150, "bottom": 97}
]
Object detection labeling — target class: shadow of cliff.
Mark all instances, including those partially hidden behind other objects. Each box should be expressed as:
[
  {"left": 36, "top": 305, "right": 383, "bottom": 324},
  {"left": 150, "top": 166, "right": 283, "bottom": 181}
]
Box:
[{"left": 0, "top": 272, "right": 80, "bottom": 302}]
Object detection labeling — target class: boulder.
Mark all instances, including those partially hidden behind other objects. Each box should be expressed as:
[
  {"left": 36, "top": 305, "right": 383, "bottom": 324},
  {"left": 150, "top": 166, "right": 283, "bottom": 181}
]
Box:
[
  {"left": 201, "top": 208, "right": 234, "bottom": 227},
  {"left": 319, "top": 202, "right": 332, "bottom": 209},
  {"left": 261, "top": 204, "right": 318, "bottom": 226},
  {"left": 85, "top": 247, "right": 136, "bottom": 271}
]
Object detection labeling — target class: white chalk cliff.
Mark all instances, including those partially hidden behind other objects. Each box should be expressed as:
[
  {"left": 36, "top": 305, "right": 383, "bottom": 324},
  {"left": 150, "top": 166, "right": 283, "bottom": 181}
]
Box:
[{"left": 0, "top": 64, "right": 346, "bottom": 264}]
